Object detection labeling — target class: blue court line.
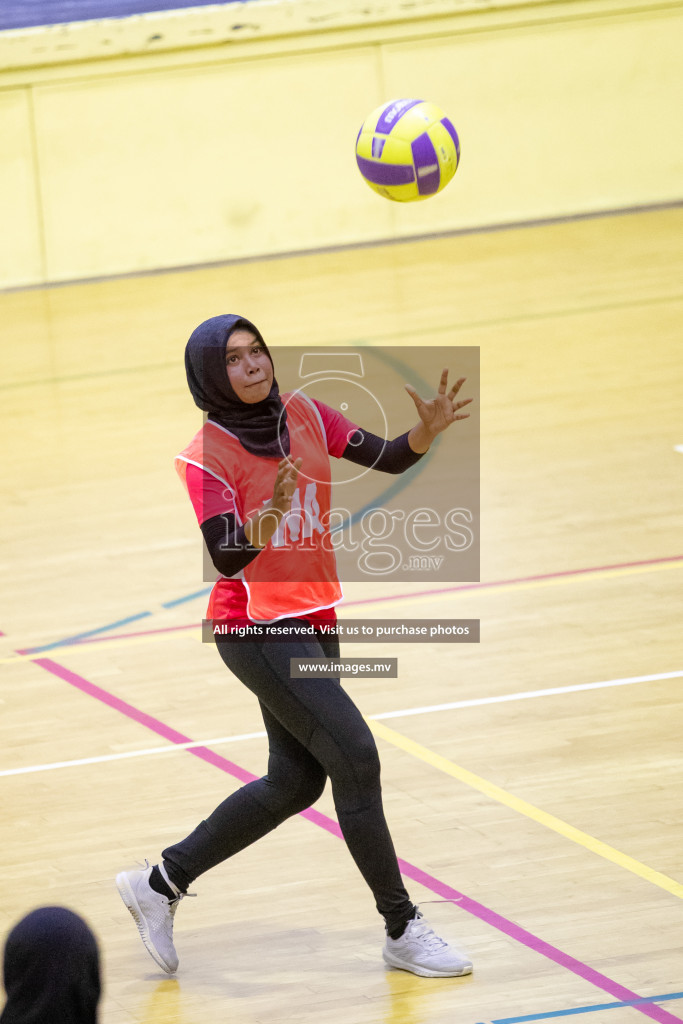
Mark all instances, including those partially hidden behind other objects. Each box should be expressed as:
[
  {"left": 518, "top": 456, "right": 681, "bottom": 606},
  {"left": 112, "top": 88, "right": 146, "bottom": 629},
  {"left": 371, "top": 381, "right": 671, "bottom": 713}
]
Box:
[
  {"left": 161, "top": 588, "right": 212, "bottom": 609},
  {"left": 21, "top": 612, "right": 153, "bottom": 654},
  {"left": 474, "top": 990, "right": 683, "bottom": 1024}
]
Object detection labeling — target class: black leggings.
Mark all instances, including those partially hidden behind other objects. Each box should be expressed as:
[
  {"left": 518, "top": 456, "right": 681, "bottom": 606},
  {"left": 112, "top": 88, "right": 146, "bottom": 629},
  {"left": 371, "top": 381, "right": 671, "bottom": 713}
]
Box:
[{"left": 162, "top": 621, "right": 414, "bottom": 933}]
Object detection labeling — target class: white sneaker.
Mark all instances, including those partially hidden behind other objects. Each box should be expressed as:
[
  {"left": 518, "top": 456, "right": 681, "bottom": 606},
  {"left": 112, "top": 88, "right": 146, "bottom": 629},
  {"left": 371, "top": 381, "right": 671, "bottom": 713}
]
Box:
[
  {"left": 382, "top": 912, "right": 473, "bottom": 978},
  {"left": 116, "top": 862, "right": 189, "bottom": 974}
]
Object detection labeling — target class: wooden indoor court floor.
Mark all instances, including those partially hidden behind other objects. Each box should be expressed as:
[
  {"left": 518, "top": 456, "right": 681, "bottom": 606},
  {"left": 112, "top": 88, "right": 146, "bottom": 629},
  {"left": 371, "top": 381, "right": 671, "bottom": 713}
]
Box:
[{"left": 1, "top": 206, "right": 682, "bottom": 1024}]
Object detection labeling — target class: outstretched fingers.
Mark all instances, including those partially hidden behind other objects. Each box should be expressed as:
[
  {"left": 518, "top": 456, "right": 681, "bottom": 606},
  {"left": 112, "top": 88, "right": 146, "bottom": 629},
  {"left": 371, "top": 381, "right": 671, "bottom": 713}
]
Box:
[
  {"left": 446, "top": 376, "right": 467, "bottom": 402},
  {"left": 451, "top": 397, "right": 473, "bottom": 420}
]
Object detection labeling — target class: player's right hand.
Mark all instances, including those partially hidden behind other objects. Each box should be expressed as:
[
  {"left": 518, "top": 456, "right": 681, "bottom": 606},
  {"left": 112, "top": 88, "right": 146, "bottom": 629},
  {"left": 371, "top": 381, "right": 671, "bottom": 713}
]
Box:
[{"left": 271, "top": 457, "right": 302, "bottom": 514}]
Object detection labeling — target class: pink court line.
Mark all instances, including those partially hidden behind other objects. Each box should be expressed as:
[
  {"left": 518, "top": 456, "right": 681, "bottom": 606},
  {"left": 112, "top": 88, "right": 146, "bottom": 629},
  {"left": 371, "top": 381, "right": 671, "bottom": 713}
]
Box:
[
  {"left": 347, "top": 553, "right": 683, "bottom": 607},
  {"left": 40, "top": 552, "right": 683, "bottom": 650},
  {"left": 29, "top": 654, "right": 683, "bottom": 1024}
]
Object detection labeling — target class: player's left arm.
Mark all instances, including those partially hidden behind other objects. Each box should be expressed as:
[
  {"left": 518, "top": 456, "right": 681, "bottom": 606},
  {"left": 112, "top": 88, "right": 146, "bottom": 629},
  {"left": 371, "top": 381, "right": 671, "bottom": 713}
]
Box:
[
  {"left": 341, "top": 429, "right": 419, "bottom": 474},
  {"left": 338, "top": 371, "right": 471, "bottom": 473}
]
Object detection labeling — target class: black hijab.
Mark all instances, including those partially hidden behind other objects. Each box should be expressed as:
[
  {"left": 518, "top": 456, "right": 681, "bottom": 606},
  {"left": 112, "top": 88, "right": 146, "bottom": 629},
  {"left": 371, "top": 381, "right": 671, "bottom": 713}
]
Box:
[
  {"left": 1, "top": 907, "right": 100, "bottom": 1024},
  {"left": 184, "top": 313, "right": 289, "bottom": 458}
]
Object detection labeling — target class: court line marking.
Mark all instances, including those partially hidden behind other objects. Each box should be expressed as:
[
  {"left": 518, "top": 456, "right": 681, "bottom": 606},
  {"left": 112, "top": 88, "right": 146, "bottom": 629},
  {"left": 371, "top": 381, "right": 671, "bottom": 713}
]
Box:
[
  {"left": 368, "top": 670, "right": 683, "bottom": 719},
  {"left": 2, "top": 669, "right": 681, "bottom": 778},
  {"left": 161, "top": 588, "right": 213, "bottom": 609},
  {"left": 18, "top": 611, "right": 153, "bottom": 656},
  {"left": 4, "top": 553, "right": 682, "bottom": 663},
  {"left": 349, "top": 556, "right": 683, "bottom": 611},
  {"left": 476, "top": 989, "right": 683, "bottom": 1023},
  {"left": 367, "top": 719, "right": 683, "bottom": 900},
  {"left": 21, "top": 654, "right": 683, "bottom": 1024},
  {"left": 0, "top": 732, "right": 269, "bottom": 777},
  {"left": 1, "top": 627, "right": 196, "bottom": 665}
]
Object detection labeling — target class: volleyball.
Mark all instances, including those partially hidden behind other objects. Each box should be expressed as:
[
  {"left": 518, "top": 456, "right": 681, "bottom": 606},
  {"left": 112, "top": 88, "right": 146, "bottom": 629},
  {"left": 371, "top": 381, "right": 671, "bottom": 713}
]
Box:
[{"left": 355, "top": 98, "right": 460, "bottom": 203}]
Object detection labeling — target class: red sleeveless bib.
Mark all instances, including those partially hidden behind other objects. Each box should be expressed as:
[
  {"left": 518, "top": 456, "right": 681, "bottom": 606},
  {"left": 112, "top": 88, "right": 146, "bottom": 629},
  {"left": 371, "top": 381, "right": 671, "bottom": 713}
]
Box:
[{"left": 176, "top": 392, "right": 342, "bottom": 622}]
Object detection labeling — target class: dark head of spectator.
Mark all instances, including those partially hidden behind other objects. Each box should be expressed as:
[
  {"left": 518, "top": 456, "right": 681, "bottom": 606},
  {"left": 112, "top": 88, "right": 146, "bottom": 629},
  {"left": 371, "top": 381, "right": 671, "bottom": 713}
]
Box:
[{"left": 1, "top": 907, "right": 100, "bottom": 1024}]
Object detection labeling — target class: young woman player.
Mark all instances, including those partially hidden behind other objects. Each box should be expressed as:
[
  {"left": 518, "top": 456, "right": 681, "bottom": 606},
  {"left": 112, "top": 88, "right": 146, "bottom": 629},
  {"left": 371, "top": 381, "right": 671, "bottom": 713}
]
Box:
[{"left": 116, "top": 314, "right": 473, "bottom": 978}]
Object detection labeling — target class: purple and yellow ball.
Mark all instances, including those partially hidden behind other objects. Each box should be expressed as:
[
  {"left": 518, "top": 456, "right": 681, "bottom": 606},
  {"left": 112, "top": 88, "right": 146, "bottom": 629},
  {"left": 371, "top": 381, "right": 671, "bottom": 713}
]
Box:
[{"left": 355, "top": 98, "right": 460, "bottom": 203}]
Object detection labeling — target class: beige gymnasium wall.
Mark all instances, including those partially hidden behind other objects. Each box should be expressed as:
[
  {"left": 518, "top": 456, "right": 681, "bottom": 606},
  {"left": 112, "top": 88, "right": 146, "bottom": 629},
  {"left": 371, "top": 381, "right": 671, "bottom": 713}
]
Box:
[{"left": 0, "top": 0, "right": 681, "bottom": 289}]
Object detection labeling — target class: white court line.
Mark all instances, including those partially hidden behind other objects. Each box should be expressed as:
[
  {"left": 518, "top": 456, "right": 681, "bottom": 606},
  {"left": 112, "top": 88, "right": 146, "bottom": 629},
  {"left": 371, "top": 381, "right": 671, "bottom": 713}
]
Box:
[
  {"left": 1, "top": 669, "right": 681, "bottom": 778},
  {"left": 0, "top": 732, "right": 268, "bottom": 777},
  {"left": 369, "top": 669, "right": 683, "bottom": 720}
]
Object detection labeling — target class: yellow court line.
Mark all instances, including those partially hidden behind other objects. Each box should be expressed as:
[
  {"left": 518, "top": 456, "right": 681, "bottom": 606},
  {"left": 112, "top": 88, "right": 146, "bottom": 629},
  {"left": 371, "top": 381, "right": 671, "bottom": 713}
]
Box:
[
  {"left": 366, "top": 718, "right": 683, "bottom": 901},
  {"left": 4, "top": 590, "right": 681, "bottom": 902}
]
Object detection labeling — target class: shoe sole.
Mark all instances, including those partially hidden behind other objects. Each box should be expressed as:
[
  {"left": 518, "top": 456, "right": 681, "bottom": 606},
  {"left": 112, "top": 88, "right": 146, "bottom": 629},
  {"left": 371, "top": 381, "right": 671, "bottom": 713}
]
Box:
[
  {"left": 382, "top": 949, "right": 473, "bottom": 978},
  {"left": 115, "top": 871, "right": 177, "bottom": 974}
]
